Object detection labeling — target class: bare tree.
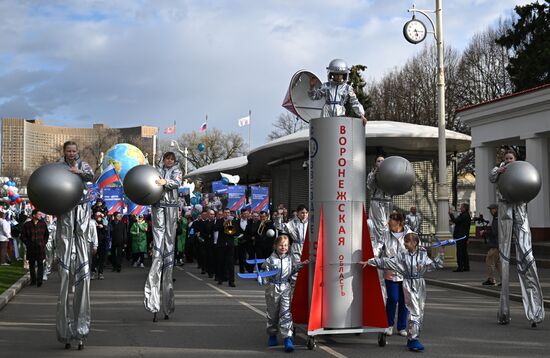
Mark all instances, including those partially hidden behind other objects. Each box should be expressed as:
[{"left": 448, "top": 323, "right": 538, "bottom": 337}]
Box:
[
  {"left": 456, "top": 22, "right": 513, "bottom": 106},
  {"left": 368, "top": 44, "right": 461, "bottom": 131},
  {"left": 173, "top": 128, "right": 246, "bottom": 171},
  {"left": 267, "top": 113, "right": 308, "bottom": 141}
]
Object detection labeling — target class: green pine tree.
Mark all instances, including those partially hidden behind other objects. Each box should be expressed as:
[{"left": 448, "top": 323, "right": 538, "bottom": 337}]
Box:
[
  {"left": 496, "top": 1, "right": 550, "bottom": 91},
  {"left": 346, "top": 64, "right": 372, "bottom": 117}
]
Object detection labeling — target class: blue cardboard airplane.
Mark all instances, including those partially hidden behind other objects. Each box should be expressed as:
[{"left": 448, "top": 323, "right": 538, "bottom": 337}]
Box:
[
  {"left": 237, "top": 258, "right": 279, "bottom": 285},
  {"left": 431, "top": 235, "right": 467, "bottom": 248}
]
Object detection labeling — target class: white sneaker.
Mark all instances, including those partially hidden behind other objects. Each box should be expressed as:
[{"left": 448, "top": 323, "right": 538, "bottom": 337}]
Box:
[
  {"left": 43, "top": 275, "right": 48, "bottom": 281},
  {"left": 140, "top": 263, "right": 145, "bottom": 268},
  {"left": 91, "top": 272, "right": 97, "bottom": 280},
  {"left": 386, "top": 327, "right": 393, "bottom": 336},
  {"left": 398, "top": 330, "right": 407, "bottom": 337},
  {"left": 132, "top": 262, "right": 138, "bottom": 268}
]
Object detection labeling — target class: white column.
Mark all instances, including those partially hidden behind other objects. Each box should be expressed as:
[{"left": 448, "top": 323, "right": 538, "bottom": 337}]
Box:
[
  {"left": 525, "top": 136, "right": 550, "bottom": 229},
  {"left": 474, "top": 145, "right": 496, "bottom": 217}
]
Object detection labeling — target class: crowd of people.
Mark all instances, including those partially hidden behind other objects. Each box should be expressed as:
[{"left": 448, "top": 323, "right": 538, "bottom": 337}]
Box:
[{"left": 1, "top": 138, "right": 543, "bottom": 353}]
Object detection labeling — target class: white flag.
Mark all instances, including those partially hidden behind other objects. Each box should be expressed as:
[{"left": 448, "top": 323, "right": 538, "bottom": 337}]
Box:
[{"left": 238, "top": 115, "right": 250, "bottom": 127}]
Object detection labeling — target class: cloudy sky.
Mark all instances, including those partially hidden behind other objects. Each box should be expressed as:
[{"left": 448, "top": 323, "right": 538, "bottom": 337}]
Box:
[{"left": 0, "top": 0, "right": 532, "bottom": 147}]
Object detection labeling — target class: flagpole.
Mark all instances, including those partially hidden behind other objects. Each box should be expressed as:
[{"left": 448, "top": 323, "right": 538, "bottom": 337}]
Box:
[
  {"left": 248, "top": 109, "right": 251, "bottom": 153},
  {"left": 173, "top": 120, "right": 176, "bottom": 140}
]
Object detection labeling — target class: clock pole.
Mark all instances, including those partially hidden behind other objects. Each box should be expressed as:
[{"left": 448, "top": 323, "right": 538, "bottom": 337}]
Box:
[{"left": 405, "top": 0, "right": 456, "bottom": 268}]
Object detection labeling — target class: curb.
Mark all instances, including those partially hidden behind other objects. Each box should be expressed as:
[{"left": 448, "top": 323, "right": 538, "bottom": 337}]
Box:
[
  {"left": 426, "top": 278, "right": 550, "bottom": 309},
  {"left": 0, "top": 272, "right": 30, "bottom": 312}
]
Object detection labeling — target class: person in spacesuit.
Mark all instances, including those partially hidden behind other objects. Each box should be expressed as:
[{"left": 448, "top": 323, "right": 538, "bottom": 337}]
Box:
[
  {"left": 144, "top": 151, "right": 182, "bottom": 322},
  {"left": 263, "top": 234, "right": 309, "bottom": 352},
  {"left": 308, "top": 58, "right": 367, "bottom": 125},
  {"left": 368, "top": 155, "right": 393, "bottom": 251},
  {"left": 55, "top": 141, "right": 94, "bottom": 350},
  {"left": 489, "top": 149, "right": 544, "bottom": 327},
  {"left": 362, "top": 232, "right": 444, "bottom": 351}
]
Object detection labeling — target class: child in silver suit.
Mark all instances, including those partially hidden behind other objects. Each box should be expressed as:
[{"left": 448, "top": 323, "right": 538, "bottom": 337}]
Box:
[
  {"left": 263, "top": 234, "right": 308, "bottom": 352},
  {"left": 361, "top": 233, "right": 444, "bottom": 351}
]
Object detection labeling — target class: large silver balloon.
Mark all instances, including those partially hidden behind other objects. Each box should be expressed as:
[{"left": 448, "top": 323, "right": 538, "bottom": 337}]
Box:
[
  {"left": 27, "top": 163, "right": 85, "bottom": 215},
  {"left": 123, "top": 165, "right": 163, "bottom": 205},
  {"left": 498, "top": 161, "right": 541, "bottom": 203},
  {"left": 376, "top": 156, "right": 415, "bottom": 196}
]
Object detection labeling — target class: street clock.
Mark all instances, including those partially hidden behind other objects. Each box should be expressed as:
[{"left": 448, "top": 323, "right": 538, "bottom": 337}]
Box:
[{"left": 403, "top": 18, "right": 427, "bottom": 44}]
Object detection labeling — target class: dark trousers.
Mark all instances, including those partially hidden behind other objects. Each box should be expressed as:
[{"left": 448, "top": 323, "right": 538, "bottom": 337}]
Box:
[
  {"left": 205, "top": 242, "right": 216, "bottom": 276},
  {"left": 218, "top": 245, "right": 235, "bottom": 284},
  {"left": 385, "top": 280, "right": 408, "bottom": 331},
  {"left": 29, "top": 258, "right": 44, "bottom": 285},
  {"left": 132, "top": 252, "right": 145, "bottom": 264},
  {"left": 214, "top": 245, "right": 224, "bottom": 281},
  {"left": 93, "top": 247, "right": 107, "bottom": 274},
  {"left": 0, "top": 241, "right": 8, "bottom": 264},
  {"left": 237, "top": 243, "right": 253, "bottom": 273},
  {"left": 456, "top": 239, "right": 470, "bottom": 270},
  {"left": 254, "top": 240, "right": 265, "bottom": 261},
  {"left": 184, "top": 237, "right": 194, "bottom": 263},
  {"left": 111, "top": 244, "right": 123, "bottom": 271},
  {"left": 196, "top": 240, "right": 204, "bottom": 269}
]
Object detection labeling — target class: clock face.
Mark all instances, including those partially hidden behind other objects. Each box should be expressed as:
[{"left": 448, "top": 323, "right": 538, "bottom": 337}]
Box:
[{"left": 403, "top": 19, "right": 427, "bottom": 44}]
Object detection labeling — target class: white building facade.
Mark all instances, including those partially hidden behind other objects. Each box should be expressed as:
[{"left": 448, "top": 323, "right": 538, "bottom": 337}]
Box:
[{"left": 459, "top": 84, "right": 550, "bottom": 241}]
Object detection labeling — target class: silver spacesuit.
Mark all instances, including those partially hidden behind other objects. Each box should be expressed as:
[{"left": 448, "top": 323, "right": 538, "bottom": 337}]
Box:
[
  {"left": 489, "top": 164, "right": 544, "bottom": 325},
  {"left": 144, "top": 162, "right": 182, "bottom": 319},
  {"left": 368, "top": 248, "right": 444, "bottom": 340},
  {"left": 308, "top": 59, "right": 365, "bottom": 118},
  {"left": 405, "top": 213, "right": 422, "bottom": 235},
  {"left": 374, "top": 229, "right": 411, "bottom": 281},
  {"left": 43, "top": 216, "right": 57, "bottom": 281},
  {"left": 55, "top": 157, "right": 94, "bottom": 347},
  {"left": 283, "top": 217, "right": 308, "bottom": 288},
  {"left": 367, "top": 170, "right": 392, "bottom": 252},
  {"left": 263, "top": 251, "right": 304, "bottom": 338}
]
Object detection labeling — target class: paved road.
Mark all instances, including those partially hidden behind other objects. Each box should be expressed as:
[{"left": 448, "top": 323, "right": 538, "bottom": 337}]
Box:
[{"left": 0, "top": 261, "right": 548, "bottom": 357}]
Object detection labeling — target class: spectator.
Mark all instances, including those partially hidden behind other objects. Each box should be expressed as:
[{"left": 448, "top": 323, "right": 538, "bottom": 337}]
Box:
[
  {"left": 0, "top": 211, "right": 11, "bottom": 265},
  {"left": 21, "top": 210, "right": 49, "bottom": 286},
  {"left": 110, "top": 212, "right": 127, "bottom": 272},
  {"left": 481, "top": 204, "right": 499, "bottom": 286},
  {"left": 449, "top": 203, "right": 472, "bottom": 272},
  {"left": 130, "top": 214, "right": 148, "bottom": 268},
  {"left": 405, "top": 206, "right": 422, "bottom": 234},
  {"left": 92, "top": 212, "right": 108, "bottom": 280}
]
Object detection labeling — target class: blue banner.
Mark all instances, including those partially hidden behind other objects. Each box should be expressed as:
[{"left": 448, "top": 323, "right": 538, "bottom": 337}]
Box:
[
  {"left": 212, "top": 180, "right": 228, "bottom": 194},
  {"left": 102, "top": 187, "right": 125, "bottom": 215},
  {"left": 227, "top": 185, "right": 247, "bottom": 211},
  {"left": 250, "top": 186, "right": 269, "bottom": 212}
]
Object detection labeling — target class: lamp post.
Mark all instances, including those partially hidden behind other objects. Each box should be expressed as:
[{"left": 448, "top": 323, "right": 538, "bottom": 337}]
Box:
[
  {"left": 404, "top": 1, "right": 454, "bottom": 265},
  {"left": 170, "top": 140, "right": 189, "bottom": 176}
]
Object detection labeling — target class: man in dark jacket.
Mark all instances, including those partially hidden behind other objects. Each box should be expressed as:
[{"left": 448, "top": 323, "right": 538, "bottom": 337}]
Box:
[
  {"left": 449, "top": 203, "right": 472, "bottom": 272},
  {"left": 21, "top": 210, "right": 49, "bottom": 287},
  {"left": 110, "top": 212, "right": 127, "bottom": 272},
  {"left": 215, "top": 208, "right": 238, "bottom": 287},
  {"left": 481, "top": 204, "right": 499, "bottom": 285}
]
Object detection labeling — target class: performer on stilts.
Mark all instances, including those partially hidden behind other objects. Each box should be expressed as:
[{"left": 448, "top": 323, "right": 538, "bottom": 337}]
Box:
[
  {"left": 55, "top": 141, "right": 94, "bottom": 350},
  {"left": 367, "top": 155, "right": 392, "bottom": 252},
  {"left": 489, "top": 149, "right": 545, "bottom": 327},
  {"left": 144, "top": 151, "right": 182, "bottom": 322}
]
